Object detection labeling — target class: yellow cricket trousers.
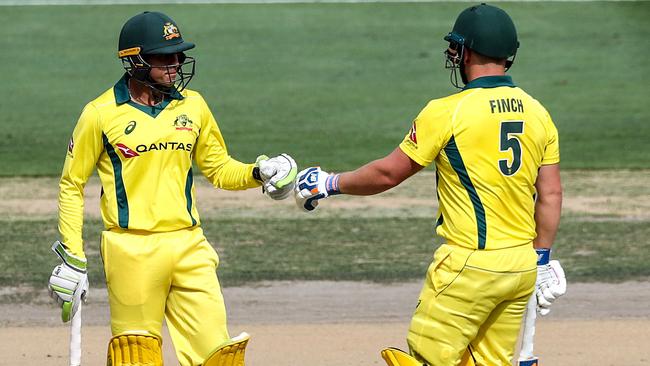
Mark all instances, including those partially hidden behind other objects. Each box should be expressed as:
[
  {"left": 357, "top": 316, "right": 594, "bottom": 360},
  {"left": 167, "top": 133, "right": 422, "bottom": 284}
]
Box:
[
  {"left": 407, "top": 243, "right": 537, "bottom": 366},
  {"left": 101, "top": 227, "right": 230, "bottom": 366}
]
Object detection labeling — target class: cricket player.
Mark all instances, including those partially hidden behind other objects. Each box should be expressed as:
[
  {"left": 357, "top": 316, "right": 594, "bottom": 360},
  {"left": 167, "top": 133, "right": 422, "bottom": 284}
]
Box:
[
  {"left": 295, "top": 4, "right": 566, "bottom": 365},
  {"left": 47, "top": 11, "right": 297, "bottom": 366}
]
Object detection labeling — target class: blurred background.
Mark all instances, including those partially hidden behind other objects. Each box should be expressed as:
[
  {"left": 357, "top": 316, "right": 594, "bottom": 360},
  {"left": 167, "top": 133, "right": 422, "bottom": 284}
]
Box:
[{"left": 0, "top": 1, "right": 648, "bottom": 364}]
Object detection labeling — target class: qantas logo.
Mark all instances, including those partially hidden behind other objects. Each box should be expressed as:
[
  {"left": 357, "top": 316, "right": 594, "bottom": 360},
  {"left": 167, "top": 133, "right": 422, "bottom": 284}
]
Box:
[
  {"left": 112, "top": 141, "right": 193, "bottom": 159},
  {"left": 116, "top": 143, "right": 140, "bottom": 159},
  {"left": 136, "top": 142, "right": 193, "bottom": 153},
  {"left": 409, "top": 122, "right": 417, "bottom": 144},
  {"left": 67, "top": 137, "right": 74, "bottom": 155}
]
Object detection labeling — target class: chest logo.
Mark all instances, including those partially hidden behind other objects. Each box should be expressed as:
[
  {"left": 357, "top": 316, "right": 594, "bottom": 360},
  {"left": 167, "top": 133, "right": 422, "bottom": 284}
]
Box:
[
  {"left": 124, "top": 121, "right": 137, "bottom": 135},
  {"left": 116, "top": 143, "right": 140, "bottom": 159},
  {"left": 174, "top": 114, "right": 193, "bottom": 131}
]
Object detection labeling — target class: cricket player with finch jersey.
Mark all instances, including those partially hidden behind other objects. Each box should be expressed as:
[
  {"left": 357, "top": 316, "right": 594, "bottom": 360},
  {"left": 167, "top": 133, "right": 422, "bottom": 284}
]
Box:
[
  {"left": 48, "top": 11, "right": 297, "bottom": 366},
  {"left": 295, "top": 4, "right": 566, "bottom": 365}
]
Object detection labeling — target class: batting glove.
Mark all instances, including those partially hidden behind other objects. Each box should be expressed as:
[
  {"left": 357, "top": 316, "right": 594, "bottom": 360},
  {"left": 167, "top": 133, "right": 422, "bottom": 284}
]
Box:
[
  {"left": 48, "top": 241, "right": 89, "bottom": 323},
  {"left": 294, "top": 167, "right": 341, "bottom": 212},
  {"left": 256, "top": 153, "right": 298, "bottom": 200},
  {"left": 535, "top": 249, "right": 566, "bottom": 316}
]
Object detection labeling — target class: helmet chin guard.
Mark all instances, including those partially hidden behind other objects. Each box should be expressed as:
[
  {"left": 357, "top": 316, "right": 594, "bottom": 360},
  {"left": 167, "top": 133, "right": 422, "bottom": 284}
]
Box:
[
  {"left": 444, "top": 38, "right": 467, "bottom": 89},
  {"left": 121, "top": 53, "right": 195, "bottom": 95}
]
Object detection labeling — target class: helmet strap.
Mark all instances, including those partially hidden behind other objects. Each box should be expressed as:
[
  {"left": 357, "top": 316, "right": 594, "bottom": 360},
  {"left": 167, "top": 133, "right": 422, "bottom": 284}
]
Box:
[
  {"left": 459, "top": 58, "right": 469, "bottom": 85},
  {"left": 505, "top": 52, "right": 517, "bottom": 71},
  {"left": 123, "top": 55, "right": 151, "bottom": 82}
]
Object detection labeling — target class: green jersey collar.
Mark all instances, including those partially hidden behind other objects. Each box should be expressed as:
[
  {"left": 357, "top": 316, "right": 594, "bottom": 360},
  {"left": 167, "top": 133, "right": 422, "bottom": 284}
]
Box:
[
  {"left": 463, "top": 75, "right": 515, "bottom": 90},
  {"left": 113, "top": 73, "right": 184, "bottom": 105}
]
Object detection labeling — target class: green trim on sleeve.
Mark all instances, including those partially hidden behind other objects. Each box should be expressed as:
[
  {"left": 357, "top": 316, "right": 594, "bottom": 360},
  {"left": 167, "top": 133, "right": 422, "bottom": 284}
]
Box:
[
  {"left": 102, "top": 133, "right": 129, "bottom": 228},
  {"left": 443, "top": 136, "right": 487, "bottom": 249},
  {"left": 435, "top": 170, "right": 444, "bottom": 228},
  {"left": 185, "top": 168, "right": 197, "bottom": 226}
]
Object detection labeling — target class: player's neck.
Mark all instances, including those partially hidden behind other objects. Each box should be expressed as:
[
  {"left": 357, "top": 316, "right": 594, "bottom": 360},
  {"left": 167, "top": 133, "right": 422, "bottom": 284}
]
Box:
[
  {"left": 128, "top": 78, "right": 164, "bottom": 106},
  {"left": 465, "top": 63, "right": 506, "bottom": 83}
]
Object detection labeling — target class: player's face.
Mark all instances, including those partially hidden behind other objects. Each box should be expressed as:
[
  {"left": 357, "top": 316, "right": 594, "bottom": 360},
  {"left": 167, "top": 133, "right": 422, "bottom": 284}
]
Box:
[
  {"left": 444, "top": 42, "right": 462, "bottom": 68},
  {"left": 147, "top": 53, "right": 181, "bottom": 86}
]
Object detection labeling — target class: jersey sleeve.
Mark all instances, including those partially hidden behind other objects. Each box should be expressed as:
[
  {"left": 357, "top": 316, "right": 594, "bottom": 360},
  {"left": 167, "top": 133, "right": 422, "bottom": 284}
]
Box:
[
  {"left": 398, "top": 100, "right": 453, "bottom": 167},
  {"left": 194, "top": 97, "right": 261, "bottom": 190},
  {"left": 58, "top": 103, "right": 104, "bottom": 258},
  {"left": 541, "top": 115, "right": 560, "bottom": 165}
]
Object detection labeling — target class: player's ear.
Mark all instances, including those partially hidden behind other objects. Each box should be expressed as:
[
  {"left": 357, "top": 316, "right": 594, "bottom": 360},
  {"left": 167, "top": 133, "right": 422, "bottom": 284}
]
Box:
[{"left": 463, "top": 47, "right": 472, "bottom": 65}]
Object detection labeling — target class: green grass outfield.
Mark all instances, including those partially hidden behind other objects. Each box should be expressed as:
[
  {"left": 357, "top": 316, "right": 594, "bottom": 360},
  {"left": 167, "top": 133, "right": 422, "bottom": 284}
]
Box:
[
  {"left": 2, "top": 216, "right": 648, "bottom": 287},
  {"left": 0, "top": 2, "right": 649, "bottom": 175}
]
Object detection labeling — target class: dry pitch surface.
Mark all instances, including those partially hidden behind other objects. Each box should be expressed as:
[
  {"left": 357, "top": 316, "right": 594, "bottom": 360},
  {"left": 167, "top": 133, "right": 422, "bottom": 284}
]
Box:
[{"left": 1, "top": 170, "right": 649, "bottom": 365}]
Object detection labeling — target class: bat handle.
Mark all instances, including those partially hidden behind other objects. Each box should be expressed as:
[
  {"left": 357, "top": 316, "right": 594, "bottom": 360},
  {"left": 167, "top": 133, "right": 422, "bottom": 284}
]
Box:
[
  {"left": 518, "top": 360, "right": 539, "bottom": 366},
  {"left": 70, "top": 302, "right": 82, "bottom": 366},
  {"left": 518, "top": 293, "right": 538, "bottom": 365}
]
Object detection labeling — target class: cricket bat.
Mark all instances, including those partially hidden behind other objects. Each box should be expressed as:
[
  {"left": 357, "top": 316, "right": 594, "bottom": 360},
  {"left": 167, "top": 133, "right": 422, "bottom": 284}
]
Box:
[
  {"left": 517, "top": 294, "right": 538, "bottom": 366},
  {"left": 70, "top": 302, "right": 82, "bottom": 366}
]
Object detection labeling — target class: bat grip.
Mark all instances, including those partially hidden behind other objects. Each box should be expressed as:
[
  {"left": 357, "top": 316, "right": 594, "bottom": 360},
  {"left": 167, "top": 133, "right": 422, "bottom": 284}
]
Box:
[{"left": 70, "top": 302, "right": 82, "bottom": 366}]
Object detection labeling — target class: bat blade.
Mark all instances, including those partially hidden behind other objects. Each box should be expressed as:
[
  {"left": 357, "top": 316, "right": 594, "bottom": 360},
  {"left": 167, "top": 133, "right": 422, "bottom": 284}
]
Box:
[
  {"left": 70, "top": 303, "right": 82, "bottom": 366},
  {"left": 517, "top": 293, "right": 538, "bottom": 366}
]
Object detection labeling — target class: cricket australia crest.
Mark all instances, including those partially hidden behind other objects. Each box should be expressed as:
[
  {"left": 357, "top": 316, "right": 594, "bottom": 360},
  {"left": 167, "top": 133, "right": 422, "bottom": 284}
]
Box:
[
  {"left": 174, "top": 114, "right": 193, "bottom": 131},
  {"left": 163, "top": 22, "right": 180, "bottom": 40}
]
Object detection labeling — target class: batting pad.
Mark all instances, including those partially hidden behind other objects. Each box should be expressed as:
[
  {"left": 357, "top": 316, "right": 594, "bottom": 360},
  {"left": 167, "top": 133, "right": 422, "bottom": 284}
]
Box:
[
  {"left": 107, "top": 332, "right": 163, "bottom": 366},
  {"left": 381, "top": 347, "right": 424, "bottom": 366},
  {"left": 203, "top": 332, "right": 250, "bottom": 366}
]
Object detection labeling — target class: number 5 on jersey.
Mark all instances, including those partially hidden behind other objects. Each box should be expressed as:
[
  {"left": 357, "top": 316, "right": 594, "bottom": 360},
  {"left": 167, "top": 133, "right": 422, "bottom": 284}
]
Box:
[{"left": 499, "top": 121, "right": 524, "bottom": 176}]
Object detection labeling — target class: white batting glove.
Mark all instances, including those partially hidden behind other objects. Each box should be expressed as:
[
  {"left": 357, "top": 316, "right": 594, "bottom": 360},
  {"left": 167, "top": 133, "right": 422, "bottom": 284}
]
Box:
[
  {"left": 256, "top": 154, "right": 298, "bottom": 200},
  {"left": 48, "top": 241, "right": 89, "bottom": 323},
  {"left": 294, "top": 167, "right": 341, "bottom": 212},
  {"left": 535, "top": 249, "right": 566, "bottom": 316}
]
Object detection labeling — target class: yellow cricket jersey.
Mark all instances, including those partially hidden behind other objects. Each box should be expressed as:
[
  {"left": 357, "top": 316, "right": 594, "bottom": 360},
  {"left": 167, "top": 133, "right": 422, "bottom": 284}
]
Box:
[
  {"left": 59, "top": 74, "right": 261, "bottom": 257},
  {"left": 399, "top": 75, "right": 559, "bottom": 250}
]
